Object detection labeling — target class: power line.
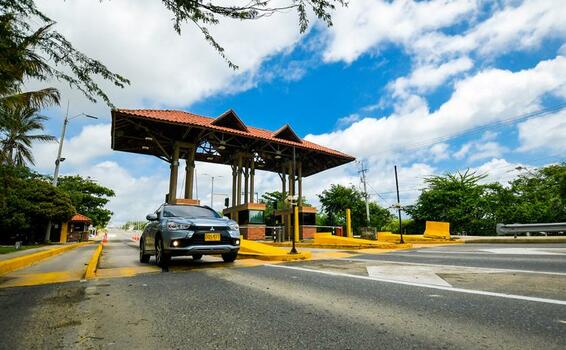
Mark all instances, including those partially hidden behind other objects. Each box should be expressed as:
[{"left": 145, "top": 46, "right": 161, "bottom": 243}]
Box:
[{"left": 396, "top": 103, "right": 566, "bottom": 153}]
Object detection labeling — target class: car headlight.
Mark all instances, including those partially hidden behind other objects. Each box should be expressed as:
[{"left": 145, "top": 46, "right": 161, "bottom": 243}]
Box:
[
  {"left": 228, "top": 223, "right": 240, "bottom": 238},
  {"left": 167, "top": 221, "right": 191, "bottom": 231}
]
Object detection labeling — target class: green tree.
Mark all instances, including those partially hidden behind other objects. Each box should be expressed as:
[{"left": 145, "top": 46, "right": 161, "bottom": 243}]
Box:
[
  {"left": 260, "top": 190, "right": 309, "bottom": 226},
  {"left": 406, "top": 164, "right": 566, "bottom": 236},
  {"left": 0, "top": 5, "right": 128, "bottom": 107},
  {"left": 0, "top": 105, "right": 55, "bottom": 166},
  {"left": 2, "top": 0, "right": 343, "bottom": 103},
  {"left": 0, "top": 166, "right": 75, "bottom": 243},
  {"left": 55, "top": 175, "right": 115, "bottom": 228},
  {"left": 406, "top": 170, "right": 489, "bottom": 235},
  {"left": 506, "top": 164, "right": 566, "bottom": 223},
  {"left": 318, "top": 184, "right": 392, "bottom": 233}
]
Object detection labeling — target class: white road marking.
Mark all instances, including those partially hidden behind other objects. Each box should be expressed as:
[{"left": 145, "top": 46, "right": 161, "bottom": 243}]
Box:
[
  {"left": 266, "top": 264, "right": 566, "bottom": 306},
  {"left": 366, "top": 265, "right": 452, "bottom": 287},
  {"left": 481, "top": 248, "right": 566, "bottom": 255},
  {"left": 414, "top": 251, "right": 494, "bottom": 254},
  {"left": 340, "top": 257, "right": 566, "bottom": 276}
]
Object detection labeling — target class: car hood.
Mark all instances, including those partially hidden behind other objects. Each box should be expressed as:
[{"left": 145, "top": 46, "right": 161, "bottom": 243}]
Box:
[{"left": 167, "top": 217, "right": 234, "bottom": 227}]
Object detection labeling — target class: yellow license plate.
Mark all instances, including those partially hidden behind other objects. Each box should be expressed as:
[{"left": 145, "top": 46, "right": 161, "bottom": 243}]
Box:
[{"left": 204, "top": 233, "right": 221, "bottom": 241}]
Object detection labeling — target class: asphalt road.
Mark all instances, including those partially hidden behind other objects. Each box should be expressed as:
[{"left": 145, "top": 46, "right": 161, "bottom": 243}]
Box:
[
  {"left": 1, "top": 240, "right": 565, "bottom": 349},
  {"left": 356, "top": 244, "right": 566, "bottom": 273}
]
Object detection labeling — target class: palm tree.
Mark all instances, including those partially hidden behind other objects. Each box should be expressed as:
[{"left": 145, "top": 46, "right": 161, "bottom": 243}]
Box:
[
  {"left": 0, "top": 105, "right": 55, "bottom": 166},
  {"left": 1, "top": 14, "right": 60, "bottom": 109}
]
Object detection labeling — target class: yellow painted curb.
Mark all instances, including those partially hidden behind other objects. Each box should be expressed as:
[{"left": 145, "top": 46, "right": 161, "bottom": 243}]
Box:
[
  {"left": 266, "top": 242, "right": 413, "bottom": 250},
  {"left": 84, "top": 243, "right": 104, "bottom": 280},
  {"left": 238, "top": 251, "right": 312, "bottom": 261},
  {"left": 0, "top": 242, "right": 93, "bottom": 276},
  {"left": 238, "top": 239, "right": 312, "bottom": 261}
]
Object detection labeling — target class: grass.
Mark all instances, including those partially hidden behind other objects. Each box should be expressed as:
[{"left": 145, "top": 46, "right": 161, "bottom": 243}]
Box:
[{"left": 0, "top": 245, "right": 47, "bottom": 255}]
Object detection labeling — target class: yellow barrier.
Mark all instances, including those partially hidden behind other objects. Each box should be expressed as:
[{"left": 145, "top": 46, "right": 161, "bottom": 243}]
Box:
[
  {"left": 84, "top": 243, "right": 103, "bottom": 280},
  {"left": 59, "top": 222, "right": 68, "bottom": 243},
  {"left": 423, "top": 221, "right": 451, "bottom": 239},
  {"left": 346, "top": 208, "right": 352, "bottom": 237}
]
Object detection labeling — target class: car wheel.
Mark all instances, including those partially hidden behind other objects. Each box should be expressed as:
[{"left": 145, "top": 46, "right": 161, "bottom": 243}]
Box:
[
  {"left": 221, "top": 251, "right": 238, "bottom": 263},
  {"left": 192, "top": 254, "right": 203, "bottom": 261},
  {"left": 139, "top": 239, "right": 150, "bottom": 263},
  {"left": 155, "top": 236, "right": 170, "bottom": 267}
]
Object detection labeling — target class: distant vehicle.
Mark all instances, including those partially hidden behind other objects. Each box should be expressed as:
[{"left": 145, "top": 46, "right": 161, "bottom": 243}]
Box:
[{"left": 139, "top": 204, "right": 240, "bottom": 267}]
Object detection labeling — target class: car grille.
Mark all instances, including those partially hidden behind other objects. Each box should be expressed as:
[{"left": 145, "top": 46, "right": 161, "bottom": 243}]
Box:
[{"left": 190, "top": 231, "right": 232, "bottom": 245}]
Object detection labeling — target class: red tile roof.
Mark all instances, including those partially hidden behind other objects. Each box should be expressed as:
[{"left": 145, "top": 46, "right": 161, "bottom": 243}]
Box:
[
  {"left": 70, "top": 214, "right": 91, "bottom": 223},
  {"left": 114, "top": 109, "right": 354, "bottom": 160}
]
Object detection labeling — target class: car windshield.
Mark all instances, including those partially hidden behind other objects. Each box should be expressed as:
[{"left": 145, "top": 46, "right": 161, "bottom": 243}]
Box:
[{"left": 162, "top": 205, "right": 220, "bottom": 219}]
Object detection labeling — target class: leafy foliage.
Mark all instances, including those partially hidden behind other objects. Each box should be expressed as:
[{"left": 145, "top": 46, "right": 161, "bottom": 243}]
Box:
[
  {"left": 52, "top": 175, "right": 115, "bottom": 228},
  {"left": 0, "top": 2, "right": 129, "bottom": 107},
  {"left": 0, "top": 104, "right": 55, "bottom": 166},
  {"left": 0, "top": 165, "right": 75, "bottom": 243},
  {"left": 161, "top": 0, "right": 347, "bottom": 69},
  {"left": 406, "top": 164, "right": 566, "bottom": 235},
  {"left": 260, "top": 190, "right": 310, "bottom": 225},
  {"left": 317, "top": 184, "right": 393, "bottom": 233}
]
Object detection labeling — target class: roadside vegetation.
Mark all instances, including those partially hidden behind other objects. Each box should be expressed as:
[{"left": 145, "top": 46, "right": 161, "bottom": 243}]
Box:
[{"left": 315, "top": 164, "right": 566, "bottom": 236}]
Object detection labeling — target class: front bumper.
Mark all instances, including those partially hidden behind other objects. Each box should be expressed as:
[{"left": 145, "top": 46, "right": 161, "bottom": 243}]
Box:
[{"left": 166, "top": 244, "right": 239, "bottom": 256}]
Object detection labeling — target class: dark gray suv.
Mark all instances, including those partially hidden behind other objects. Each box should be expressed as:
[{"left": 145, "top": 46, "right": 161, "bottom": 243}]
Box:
[{"left": 140, "top": 204, "right": 240, "bottom": 267}]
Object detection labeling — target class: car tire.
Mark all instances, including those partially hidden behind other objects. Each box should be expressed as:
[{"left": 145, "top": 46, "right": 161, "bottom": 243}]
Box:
[
  {"left": 139, "top": 239, "right": 150, "bottom": 263},
  {"left": 221, "top": 251, "right": 238, "bottom": 262},
  {"left": 192, "top": 254, "right": 203, "bottom": 261},
  {"left": 155, "top": 236, "right": 170, "bottom": 268}
]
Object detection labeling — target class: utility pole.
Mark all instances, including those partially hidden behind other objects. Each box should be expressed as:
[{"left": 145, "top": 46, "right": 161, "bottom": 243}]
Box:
[
  {"left": 358, "top": 160, "right": 370, "bottom": 225},
  {"left": 202, "top": 174, "right": 222, "bottom": 209},
  {"left": 394, "top": 165, "right": 404, "bottom": 244},
  {"left": 290, "top": 146, "right": 298, "bottom": 254},
  {"left": 45, "top": 103, "right": 98, "bottom": 242}
]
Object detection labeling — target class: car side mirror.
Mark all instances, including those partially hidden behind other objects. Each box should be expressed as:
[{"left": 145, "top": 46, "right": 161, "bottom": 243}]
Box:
[{"left": 146, "top": 213, "right": 158, "bottom": 221}]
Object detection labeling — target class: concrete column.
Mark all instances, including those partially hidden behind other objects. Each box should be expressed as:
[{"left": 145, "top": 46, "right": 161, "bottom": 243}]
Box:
[
  {"left": 281, "top": 166, "right": 287, "bottom": 239},
  {"left": 250, "top": 157, "right": 255, "bottom": 204},
  {"left": 298, "top": 161, "right": 302, "bottom": 207},
  {"left": 236, "top": 154, "right": 242, "bottom": 206},
  {"left": 244, "top": 163, "right": 249, "bottom": 204},
  {"left": 231, "top": 165, "right": 237, "bottom": 208},
  {"left": 168, "top": 144, "right": 180, "bottom": 204},
  {"left": 287, "top": 161, "right": 293, "bottom": 240},
  {"left": 184, "top": 148, "right": 195, "bottom": 199}
]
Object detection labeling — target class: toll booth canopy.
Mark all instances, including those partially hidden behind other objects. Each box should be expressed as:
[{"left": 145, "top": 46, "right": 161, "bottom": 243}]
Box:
[{"left": 111, "top": 108, "right": 355, "bottom": 240}]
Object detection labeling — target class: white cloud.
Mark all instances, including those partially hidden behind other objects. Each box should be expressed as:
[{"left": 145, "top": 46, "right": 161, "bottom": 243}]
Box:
[
  {"left": 468, "top": 142, "right": 507, "bottom": 162},
  {"left": 390, "top": 56, "right": 473, "bottom": 97},
  {"left": 453, "top": 131, "right": 507, "bottom": 162},
  {"left": 517, "top": 110, "right": 566, "bottom": 152},
  {"left": 336, "top": 114, "right": 361, "bottom": 128},
  {"left": 32, "top": 0, "right": 303, "bottom": 114},
  {"left": 323, "top": 0, "right": 477, "bottom": 63},
  {"left": 34, "top": 123, "right": 111, "bottom": 171},
  {"left": 306, "top": 55, "right": 566, "bottom": 163},
  {"left": 412, "top": 0, "right": 566, "bottom": 62}
]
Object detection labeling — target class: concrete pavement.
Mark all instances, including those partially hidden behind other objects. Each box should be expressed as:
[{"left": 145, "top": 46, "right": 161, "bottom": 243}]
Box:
[
  {"left": 1, "top": 256, "right": 565, "bottom": 349},
  {"left": 0, "top": 233, "right": 565, "bottom": 349}
]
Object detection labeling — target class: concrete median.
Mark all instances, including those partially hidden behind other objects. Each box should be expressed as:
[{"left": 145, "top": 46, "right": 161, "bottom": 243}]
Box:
[{"left": 0, "top": 242, "right": 93, "bottom": 276}]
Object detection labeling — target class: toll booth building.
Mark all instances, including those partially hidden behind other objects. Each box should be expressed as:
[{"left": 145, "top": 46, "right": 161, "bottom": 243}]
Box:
[{"left": 111, "top": 109, "right": 355, "bottom": 240}]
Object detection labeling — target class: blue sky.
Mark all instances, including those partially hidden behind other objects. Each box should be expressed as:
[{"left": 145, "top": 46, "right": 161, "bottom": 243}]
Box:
[{"left": 32, "top": 0, "right": 566, "bottom": 223}]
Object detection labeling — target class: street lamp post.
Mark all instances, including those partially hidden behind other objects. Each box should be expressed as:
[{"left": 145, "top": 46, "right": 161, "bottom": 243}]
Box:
[
  {"left": 201, "top": 173, "right": 223, "bottom": 209},
  {"left": 45, "top": 106, "right": 99, "bottom": 242}
]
